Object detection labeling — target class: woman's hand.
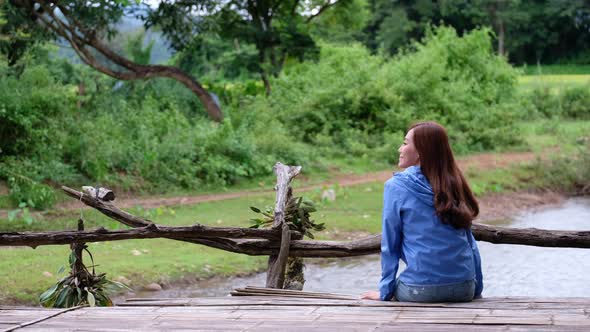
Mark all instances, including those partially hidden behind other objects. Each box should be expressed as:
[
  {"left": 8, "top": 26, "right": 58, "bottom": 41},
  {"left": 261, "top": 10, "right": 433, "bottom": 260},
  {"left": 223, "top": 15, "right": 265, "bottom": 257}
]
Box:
[{"left": 360, "top": 290, "right": 381, "bottom": 300}]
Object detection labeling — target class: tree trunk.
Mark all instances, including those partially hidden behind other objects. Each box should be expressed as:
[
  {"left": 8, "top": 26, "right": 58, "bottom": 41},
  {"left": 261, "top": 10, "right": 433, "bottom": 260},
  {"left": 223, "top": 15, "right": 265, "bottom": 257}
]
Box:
[
  {"left": 265, "top": 163, "right": 302, "bottom": 288},
  {"left": 497, "top": 17, "right": 505, "bottom": 57}
]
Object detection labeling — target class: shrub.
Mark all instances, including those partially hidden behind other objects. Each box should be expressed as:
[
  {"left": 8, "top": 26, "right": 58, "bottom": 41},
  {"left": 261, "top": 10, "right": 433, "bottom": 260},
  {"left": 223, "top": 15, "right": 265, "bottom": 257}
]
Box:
[
  {"left": 270, "top": 26, "right": 522, "bottom": 156},
  {"left": 561, "top": 86, "right": 590, "bottom": 119}
]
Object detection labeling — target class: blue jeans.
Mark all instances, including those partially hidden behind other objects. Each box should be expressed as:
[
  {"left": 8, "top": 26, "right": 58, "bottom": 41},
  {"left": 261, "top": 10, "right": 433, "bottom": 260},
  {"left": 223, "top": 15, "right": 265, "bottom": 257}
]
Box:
[{"left": 394, "top": 279, "right": 476, "bottom": 303}]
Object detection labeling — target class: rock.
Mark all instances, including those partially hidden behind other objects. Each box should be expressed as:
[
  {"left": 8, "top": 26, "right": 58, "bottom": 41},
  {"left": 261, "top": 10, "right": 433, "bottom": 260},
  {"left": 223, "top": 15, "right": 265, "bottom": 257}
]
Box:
[
  {"left": 115, "top": 276, "right": 131, "bottom": 285},
  {"left": 42, "top": 271, "right": 53, "bottom": 277},
  {"left": 144, "top": 283, "right": 162, "bottom": 291},
  {"left": 131, "top": 249, "right": 142, "bottom": 256},
  {"left": 321, "top": 189, "right": 336, "bottom": 202},
  {"left": 141, "top": 249, "right": 150, "bottom": 254}
]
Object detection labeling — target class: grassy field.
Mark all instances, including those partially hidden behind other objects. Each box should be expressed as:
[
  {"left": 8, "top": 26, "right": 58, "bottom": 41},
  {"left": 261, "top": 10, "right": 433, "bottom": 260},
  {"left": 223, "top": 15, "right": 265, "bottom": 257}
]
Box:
[
  {"left": 1, "top": 118, "right": 588, "bottom": 305},
  {"left": 518, "top": 74, "right": 590, "bottom": 92},
  {"left": 520, "top": 64, "right": 590, "bottom": 75},
  {"left": 517, "top": 64, "right": 590, "bottom": 92}
]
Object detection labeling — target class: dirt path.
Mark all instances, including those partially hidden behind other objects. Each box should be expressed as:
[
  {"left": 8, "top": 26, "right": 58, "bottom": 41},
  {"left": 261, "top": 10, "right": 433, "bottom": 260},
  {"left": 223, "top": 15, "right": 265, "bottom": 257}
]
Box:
[{"left": 2, "top": 150, "right": 544, "bottom": 216}]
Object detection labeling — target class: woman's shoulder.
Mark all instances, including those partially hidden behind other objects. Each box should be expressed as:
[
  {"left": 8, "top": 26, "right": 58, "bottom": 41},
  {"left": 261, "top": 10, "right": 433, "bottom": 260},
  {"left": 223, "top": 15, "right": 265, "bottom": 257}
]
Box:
[
  {"left": 385, "top": 172, "right": 411, "bottom": 195},
  {"left": 386, "top": 167, "right": 419, "bottom": 185}
]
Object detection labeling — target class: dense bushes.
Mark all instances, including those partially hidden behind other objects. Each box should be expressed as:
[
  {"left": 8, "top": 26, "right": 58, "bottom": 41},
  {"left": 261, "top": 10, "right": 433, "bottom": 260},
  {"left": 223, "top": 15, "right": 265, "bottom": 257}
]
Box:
[
  {"left": 528, "top": 140, "right": 590, "bottom": 195},
  {"left": 0, "top": 26, "right": 560, "bottom": 209},
  {"left": 270, "top": 27, "right": 522, "bottom": 158},
  {"left": 524, "top": 85, "right": 590, "bottom": 119}
]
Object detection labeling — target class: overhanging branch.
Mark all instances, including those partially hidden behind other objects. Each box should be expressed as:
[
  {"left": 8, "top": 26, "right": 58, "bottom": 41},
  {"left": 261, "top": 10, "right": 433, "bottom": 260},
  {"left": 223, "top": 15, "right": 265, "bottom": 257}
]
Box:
[{"left": 16, "top": 0, "right": 223, "bottom": 122}]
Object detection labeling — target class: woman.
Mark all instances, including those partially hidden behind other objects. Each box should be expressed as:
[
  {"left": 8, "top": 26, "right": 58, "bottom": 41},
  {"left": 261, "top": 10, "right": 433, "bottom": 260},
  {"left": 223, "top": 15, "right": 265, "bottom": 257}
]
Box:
[{"left": 362, "top": 121, "right": 483, "bottom": 302}]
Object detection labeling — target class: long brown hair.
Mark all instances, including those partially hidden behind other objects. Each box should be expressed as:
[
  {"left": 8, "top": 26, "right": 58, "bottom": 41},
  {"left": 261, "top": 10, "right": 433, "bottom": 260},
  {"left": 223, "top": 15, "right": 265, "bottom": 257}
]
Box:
[{"left": 409, "top": 121, "right": 479, "bottom": 229}]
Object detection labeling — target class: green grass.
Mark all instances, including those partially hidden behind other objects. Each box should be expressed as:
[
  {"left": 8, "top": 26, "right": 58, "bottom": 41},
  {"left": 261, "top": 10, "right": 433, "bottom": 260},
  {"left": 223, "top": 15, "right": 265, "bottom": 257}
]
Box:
[
  {"left": 517, "top": 120, "right": 590, "bottom": 153},
  {"left": 518, "top": 74, "right": 590, "bottom": 92},
  {"left": 520, "top": 64, "right": 590, "bottom": 75},
  {"left": 517, "top": 65, "right": 590, "bottom": 92}
]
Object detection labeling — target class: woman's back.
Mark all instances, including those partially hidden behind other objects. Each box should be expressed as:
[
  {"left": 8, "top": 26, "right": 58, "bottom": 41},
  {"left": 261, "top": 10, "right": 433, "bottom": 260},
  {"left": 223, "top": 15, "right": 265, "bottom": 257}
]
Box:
[
  {"left": 367, "top": 121, "right": 483, "bottom": 303},
  {"left": 388, "top": 166, "right": 475, "bottom": 285}
]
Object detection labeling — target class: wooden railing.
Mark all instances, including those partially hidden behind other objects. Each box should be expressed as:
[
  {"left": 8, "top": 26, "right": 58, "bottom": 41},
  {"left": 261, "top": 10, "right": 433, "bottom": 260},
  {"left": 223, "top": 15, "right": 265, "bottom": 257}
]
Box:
[{"left": 1, "top": 162, "right": 589, "bottom": 289}]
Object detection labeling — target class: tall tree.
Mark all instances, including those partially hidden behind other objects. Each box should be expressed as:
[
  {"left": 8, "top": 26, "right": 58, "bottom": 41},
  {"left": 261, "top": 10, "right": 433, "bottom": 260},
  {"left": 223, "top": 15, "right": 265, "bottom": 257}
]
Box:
[
  {"left": 145, "top": 0, "right": 346, "bottom": 95},
  {"left": 8, "top": 0, "right": 223, "bottom": 122}
]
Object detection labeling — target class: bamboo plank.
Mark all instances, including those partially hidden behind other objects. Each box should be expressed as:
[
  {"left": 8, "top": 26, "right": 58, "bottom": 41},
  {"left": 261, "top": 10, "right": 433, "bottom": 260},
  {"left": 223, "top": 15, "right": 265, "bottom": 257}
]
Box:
[{"left": 4, "top": 296, "right": 590, "bottom": 331}]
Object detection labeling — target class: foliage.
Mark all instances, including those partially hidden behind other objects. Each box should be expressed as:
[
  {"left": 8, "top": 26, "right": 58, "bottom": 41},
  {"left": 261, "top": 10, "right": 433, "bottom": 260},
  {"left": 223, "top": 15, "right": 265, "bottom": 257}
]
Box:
[
  {"left": 0, "top": 1, "right": 50, "bottom": 66},
  {"left": 522, "top": 85, "right": 590, "bottom": 120},
  {"left": 309, "top": 0, "right": 370, "bottom": 44},
  {"left": 7, "top": 202, "right": 36, "bottom": 225},
  {"left": 527, "top": 141, "right": 590, "bottom": 195},
  {"left": 6, "top": 173, "right": 55, "bottom": 210},
  {"left": 40, "top": 237, "right": 129, "bottom": 308},
  {"left": 364, "top": 0, "right": 590, "bottom": 65},
  {"left": 270, "top": 26, "right": 521, "bottom": 159},
  {"left": 250, "top": 197, "right": 325, "bottom": 239},
  {"left": 144, "top": 0, "right": 346, "bottom": 92},
  {"left": 561, "top": 87, "right": 590, "bottom": 119}
]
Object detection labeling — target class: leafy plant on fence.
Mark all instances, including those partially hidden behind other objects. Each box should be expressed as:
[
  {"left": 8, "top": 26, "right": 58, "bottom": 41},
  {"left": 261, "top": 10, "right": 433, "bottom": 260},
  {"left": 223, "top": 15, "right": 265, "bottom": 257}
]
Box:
[
  {"left": 249, "top": 196, "right": 325, "bottom": 239},
  {"left": 249, "top": 196, "right": 325, "bottom": 290},
  {"left": 39, "top": 220, "right": 129, "bottom": 307}
]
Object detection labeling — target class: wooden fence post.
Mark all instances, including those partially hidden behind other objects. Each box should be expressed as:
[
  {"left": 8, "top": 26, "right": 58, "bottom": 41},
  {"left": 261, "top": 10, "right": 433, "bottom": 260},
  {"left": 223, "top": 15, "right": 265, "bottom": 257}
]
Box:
[{"left": 265, "top": 162, "right": 301, "bottom": 289}]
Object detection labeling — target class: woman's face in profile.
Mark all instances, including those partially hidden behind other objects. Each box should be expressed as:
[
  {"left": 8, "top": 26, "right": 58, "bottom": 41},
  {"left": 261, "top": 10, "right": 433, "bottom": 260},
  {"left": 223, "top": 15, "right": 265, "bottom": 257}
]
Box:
[{"left": 398, "top": 129, "right": 420, "bottom": 168}]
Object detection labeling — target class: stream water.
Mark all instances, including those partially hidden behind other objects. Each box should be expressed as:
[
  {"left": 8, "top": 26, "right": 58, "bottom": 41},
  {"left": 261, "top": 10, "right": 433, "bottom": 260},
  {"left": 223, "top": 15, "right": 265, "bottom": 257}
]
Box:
[{"left": 131, "top": 198, "right": 590, "bottom": 299}]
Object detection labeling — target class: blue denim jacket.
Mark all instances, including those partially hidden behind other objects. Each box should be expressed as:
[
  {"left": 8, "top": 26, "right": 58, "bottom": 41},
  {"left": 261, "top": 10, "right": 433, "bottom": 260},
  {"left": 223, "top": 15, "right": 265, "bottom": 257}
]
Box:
[{"left": 379, "top": 166, "right": 483, "bottom": 301}]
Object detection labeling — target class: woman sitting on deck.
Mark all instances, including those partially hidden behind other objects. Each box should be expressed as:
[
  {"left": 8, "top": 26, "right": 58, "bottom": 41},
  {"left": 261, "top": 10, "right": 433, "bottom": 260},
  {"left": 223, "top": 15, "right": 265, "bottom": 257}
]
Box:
[{"left": 362, "top": 121, "right": 483, "bottom": 302}]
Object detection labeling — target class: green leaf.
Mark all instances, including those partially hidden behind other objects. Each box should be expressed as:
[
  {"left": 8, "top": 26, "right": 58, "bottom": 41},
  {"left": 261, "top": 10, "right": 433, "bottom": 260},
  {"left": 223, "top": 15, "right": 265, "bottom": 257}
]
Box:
[
  {"left": 57, "top": 265, "right": 65, "bottom": 275},
  {"left": 54, "top": 287, "right": 70, "bottom": 308},
  {"left": 7, "top": 209, "right": 18, "bottom": 222},
  {"left": 87, "top": 291, "right": 96, "bottom": 307},
  {"left": 68, "top": 250, "right": 76, "bottom": 267},
  {"left": 313, "top": 223, "right": 326, "bottom": 231},
  {"left": 39, "top": 283, "right": 59, "bottom": 303},
  {"left": 24, "top": 213, "right": 34, "bottom": 225},
  {"left": 250, "top": 206, "right": 261, "bottom": 213}
]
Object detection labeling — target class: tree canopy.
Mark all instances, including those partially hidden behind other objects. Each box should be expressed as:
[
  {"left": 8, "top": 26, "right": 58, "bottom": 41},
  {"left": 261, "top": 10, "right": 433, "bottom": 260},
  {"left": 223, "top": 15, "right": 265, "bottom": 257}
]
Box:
[
  {"left": 144, "top": 0, "right": 348, "bottom": 94},
  {"left": 364, "top": 0, "right": 590, "bottom": 64}
]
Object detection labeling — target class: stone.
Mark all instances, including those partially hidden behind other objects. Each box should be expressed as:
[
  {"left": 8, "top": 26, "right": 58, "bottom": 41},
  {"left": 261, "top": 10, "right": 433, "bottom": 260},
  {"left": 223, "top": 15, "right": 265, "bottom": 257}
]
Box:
[
  {"left": 115, "top": 276, "right": 131, "bottom": 285},
  {"left": 144, "top": 283, "right": 162, "bottom": 291},
  {"left": 321, "top": 189, "right": 336, "bottom": 202}
]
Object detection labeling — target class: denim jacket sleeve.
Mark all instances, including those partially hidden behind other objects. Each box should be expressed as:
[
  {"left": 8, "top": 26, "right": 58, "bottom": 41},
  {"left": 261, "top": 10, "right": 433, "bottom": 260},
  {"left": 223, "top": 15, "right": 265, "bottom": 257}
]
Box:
[
  {"left": 468, "top": 229, "right": 484, "bottom": 297},
  {"left": 378, "top": 180, "right": 403, "bottom": 301}
]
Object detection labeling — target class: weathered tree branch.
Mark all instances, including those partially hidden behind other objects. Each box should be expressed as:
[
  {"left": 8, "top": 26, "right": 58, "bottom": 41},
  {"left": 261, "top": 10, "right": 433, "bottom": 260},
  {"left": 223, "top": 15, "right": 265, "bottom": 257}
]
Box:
[
  {"left": 266, "top": 162, "right": 302, "bottom": 288},
  {"left": 15, "top": 1, "right": 223, "bottom": 122},
  {"left": 0, "top": 223, "right": 294, "bottom": 248},
  {"left": 305, "top": 0, "right": 340, "bottom": 23},
  {"left": 4, "top": 186, "right": 587, "bottom": 258},
  {"left": 2, "top": 223, "right": 590, "bottom": 256}
]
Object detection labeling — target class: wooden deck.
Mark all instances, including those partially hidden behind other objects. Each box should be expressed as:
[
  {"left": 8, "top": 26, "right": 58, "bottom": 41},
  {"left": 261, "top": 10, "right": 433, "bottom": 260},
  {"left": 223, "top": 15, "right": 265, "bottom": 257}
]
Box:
[{"left": 2, "top": 295, "right": 590, "bottom": 331}]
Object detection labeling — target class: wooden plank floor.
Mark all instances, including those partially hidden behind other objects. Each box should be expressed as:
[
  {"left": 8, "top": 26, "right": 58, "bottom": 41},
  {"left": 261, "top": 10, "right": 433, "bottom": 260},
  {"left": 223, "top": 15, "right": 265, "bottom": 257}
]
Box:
[{"left": 2, "top": 296, "right": 590, "bottom": 331}]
